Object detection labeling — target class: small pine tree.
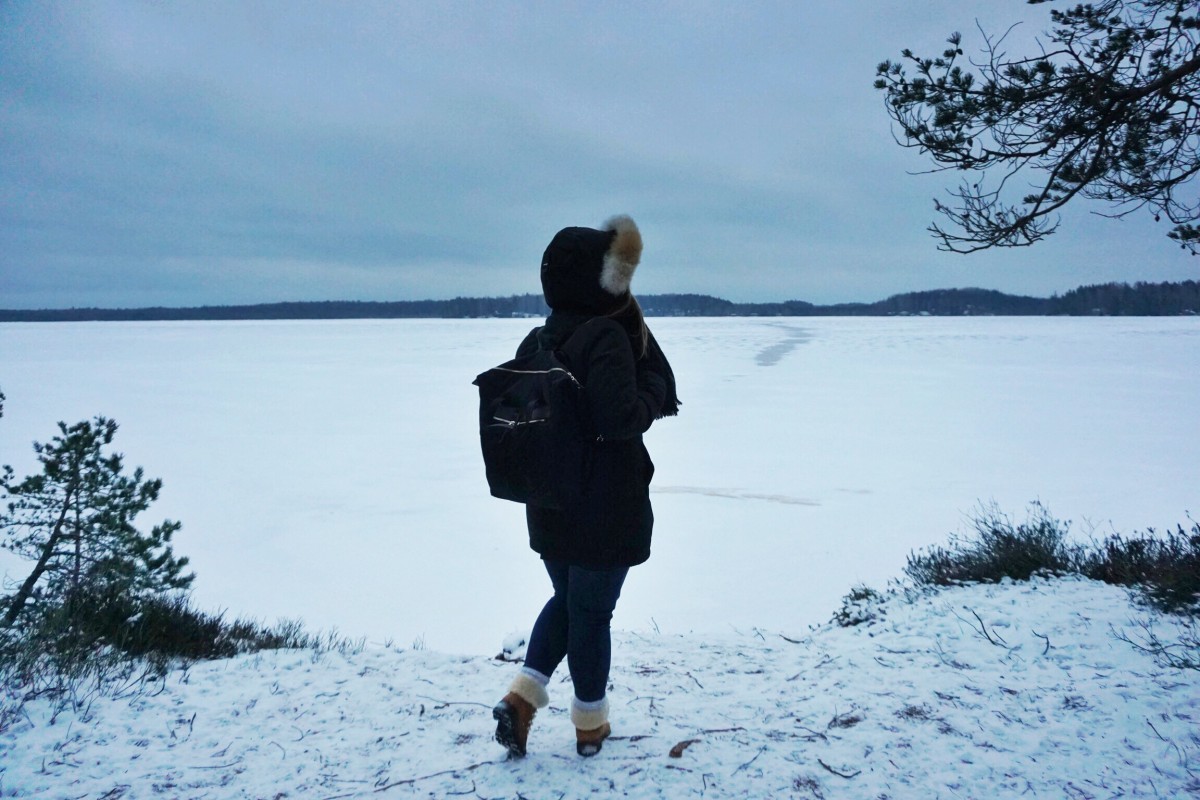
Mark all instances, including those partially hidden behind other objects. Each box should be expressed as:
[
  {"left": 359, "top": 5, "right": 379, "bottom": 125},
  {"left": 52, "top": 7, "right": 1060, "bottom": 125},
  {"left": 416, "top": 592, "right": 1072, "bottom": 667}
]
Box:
[{"left": 1, "top": 416, "right": 193, "bottom": 629}]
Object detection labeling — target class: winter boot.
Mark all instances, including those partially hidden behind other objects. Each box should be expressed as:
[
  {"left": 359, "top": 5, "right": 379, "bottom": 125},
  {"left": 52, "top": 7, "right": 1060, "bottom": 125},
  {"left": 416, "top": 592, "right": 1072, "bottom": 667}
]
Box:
[
  {"left": 493, "top": 671, "right": 549, "bottom": 758},
  {"left": 572, "top": 696, "right": 611, "bottom": 757}
]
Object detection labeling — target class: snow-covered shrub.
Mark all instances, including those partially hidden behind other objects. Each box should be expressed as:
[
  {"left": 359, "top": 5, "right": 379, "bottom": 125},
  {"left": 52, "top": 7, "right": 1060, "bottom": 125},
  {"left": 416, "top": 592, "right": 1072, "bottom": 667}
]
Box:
[
  {"left": 496, "top": 631, "right": 528, "bottom": 662},
  {"left": 905, "top": 499, "right": 1199, "bottom": 618},
  {"left": 0, "top": 588, "right": 349, "bottom": 709},
  {"left": 1081, "top": 521, "right": 1200, "bottom": 615},
  {"left": 905, "top": 501, "right": 1077, "bottom": 586},
  {"left": 832, "top": 585, "right": 886, "bottom": 627}
]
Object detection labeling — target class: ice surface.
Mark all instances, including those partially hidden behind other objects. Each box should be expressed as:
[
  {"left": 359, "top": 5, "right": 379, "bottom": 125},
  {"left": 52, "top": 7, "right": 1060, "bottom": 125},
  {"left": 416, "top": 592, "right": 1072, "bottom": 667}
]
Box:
[{"left": 0, "top": 317, "right": 1196, "bottom": 654}]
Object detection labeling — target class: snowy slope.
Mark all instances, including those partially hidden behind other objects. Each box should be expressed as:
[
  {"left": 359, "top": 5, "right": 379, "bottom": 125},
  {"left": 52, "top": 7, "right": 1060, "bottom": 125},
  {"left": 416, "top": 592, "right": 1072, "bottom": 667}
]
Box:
[{"left": 4, "top": 576, "right": 1197, "bottom": 799}]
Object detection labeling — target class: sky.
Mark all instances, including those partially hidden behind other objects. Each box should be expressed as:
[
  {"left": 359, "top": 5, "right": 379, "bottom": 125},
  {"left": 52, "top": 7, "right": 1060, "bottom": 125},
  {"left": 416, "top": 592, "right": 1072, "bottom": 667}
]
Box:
[{"left": 1, "top": 1, "right": 1196, "bottom": 310}]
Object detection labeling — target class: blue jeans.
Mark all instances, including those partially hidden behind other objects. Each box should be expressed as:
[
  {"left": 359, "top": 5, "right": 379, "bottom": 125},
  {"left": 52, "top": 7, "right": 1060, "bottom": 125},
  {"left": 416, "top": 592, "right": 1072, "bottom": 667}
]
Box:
[{"left": 523, "top": 560, "right": 629, "bottom": 703}]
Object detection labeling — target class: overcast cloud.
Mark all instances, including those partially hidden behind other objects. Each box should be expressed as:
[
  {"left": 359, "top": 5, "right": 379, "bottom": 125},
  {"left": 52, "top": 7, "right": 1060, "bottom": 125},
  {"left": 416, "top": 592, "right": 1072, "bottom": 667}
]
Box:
[{"left": 1, "top": 1, "right": 1195, "bottom": 310}]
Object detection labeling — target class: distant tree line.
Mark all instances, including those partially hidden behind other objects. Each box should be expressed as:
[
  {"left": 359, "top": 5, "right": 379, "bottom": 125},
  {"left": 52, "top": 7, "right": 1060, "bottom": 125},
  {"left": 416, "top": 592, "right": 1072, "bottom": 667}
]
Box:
[
  {"left": 0, "top": 294, "right": 552, "bottom": 322},
  {"left": 1052, "top": 281, "right": 1200, "bottom": 316},
  {"left": 2, "top": 281, "right": 1197, "bottom": 321}
]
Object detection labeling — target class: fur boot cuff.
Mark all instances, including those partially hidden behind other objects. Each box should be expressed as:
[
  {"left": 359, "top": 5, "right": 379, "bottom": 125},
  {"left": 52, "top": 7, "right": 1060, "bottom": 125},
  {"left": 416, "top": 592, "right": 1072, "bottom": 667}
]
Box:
[
  {"left": 507, "top": 672, "right": 550, "bottom": 709},
  {"left": 570, "top": 696, "right": 610, "bottom": 730}
]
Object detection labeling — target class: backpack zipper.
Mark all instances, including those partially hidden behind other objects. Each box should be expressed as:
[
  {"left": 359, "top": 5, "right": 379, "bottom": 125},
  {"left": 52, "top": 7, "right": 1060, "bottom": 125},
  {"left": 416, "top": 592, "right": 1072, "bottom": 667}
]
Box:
[
  {"left": 492, "top": 365, "right": 581, "bottom": 388},
  {"left": 489, "top": 416, "right": 548, "bottom": 428}
]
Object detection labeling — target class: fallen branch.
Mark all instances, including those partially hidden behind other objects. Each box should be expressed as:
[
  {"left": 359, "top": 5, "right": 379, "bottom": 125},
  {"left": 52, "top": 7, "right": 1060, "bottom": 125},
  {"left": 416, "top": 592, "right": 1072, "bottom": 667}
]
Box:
[
  {"left": 732, "top": 745, "right": 767, "bottom": 775},
  {"left": 817, "top": 758, "right": 861, "bottom": 779},
  {"left": 827, "top": 709, "right": 863, "bottom": 730},
  {"left": 953, "top": 607, "right": 1009, "bottom": 648},
  {"left": 933, "top": 637, "right": 971, "bottom": 670},
  {"left": 414, "top": 695, "right": 491, "bottom": 709},
  {"left": 322, "top": 760, "right": 492, "bottom": 799},
  {"left": 190, "top": 759, "right": 244, "bottom": 770},
  {"left": 669, "top": 739, "right": 701, "bottom": 758},
  {"left": 794, "top": 723, "right": 829, "bottom": 742}
]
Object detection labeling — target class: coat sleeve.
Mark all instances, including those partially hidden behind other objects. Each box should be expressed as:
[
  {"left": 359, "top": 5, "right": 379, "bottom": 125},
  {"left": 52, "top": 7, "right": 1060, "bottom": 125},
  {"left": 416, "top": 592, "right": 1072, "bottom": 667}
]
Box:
[{"left": 584, "top": 320, "right": 666, "bottom": 439}]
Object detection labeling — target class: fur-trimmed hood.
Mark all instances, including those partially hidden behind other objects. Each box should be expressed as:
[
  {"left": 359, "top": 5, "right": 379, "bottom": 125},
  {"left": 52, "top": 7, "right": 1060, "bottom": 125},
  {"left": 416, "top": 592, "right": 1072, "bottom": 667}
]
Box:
[{"left": 540, "top": 215, "right": 642, "bottom": 313}]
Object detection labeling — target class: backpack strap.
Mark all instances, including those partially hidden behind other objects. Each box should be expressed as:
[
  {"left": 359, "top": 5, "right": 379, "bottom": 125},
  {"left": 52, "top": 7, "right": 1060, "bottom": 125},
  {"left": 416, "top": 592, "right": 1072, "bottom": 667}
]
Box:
[{"left": 538, "top": 317, "right": 600, "bottom": 363}]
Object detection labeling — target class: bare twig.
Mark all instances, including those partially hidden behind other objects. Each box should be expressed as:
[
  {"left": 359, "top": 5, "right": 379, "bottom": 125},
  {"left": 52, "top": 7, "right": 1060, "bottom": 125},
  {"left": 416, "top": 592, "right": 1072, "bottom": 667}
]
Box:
[
  {"left": 414, "top": 695, "right": 491, "bottom": 709},
  {"left": 322, "top": 760, "right": 493, "bottom": 799},
  {"left": 817, "top": 758, "right": 862, "bottom": 779},
  {"left": 191, "top": 759, "right": 244, "bottom": 770},
  {"left": 933, "top": 637, "right": 971, "bottom": 670},
  {"left": 732, "top": 746, "right": 767, "bottom": 775},
  {"left": 1112, "top": 620, "right": 1200, "bottom": 670},
  {"left": 794, "top": 723, "right": 830, "bottom": 742},
  {"left": 953, "top": 607, "right": 1009, "bottom": 648}
]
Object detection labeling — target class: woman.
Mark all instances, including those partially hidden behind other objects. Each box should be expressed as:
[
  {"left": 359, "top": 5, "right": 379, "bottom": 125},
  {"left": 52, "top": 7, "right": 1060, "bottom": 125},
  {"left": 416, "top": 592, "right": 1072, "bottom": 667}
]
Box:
[{"left": 493, "top": 214, "right": 680, "bottom": 758}]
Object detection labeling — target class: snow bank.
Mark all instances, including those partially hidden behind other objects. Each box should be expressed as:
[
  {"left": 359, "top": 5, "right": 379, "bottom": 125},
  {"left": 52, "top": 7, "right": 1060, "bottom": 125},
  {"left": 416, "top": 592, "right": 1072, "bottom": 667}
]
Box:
[{"left": 4, "top": 577, "right": 1197, "bottom": 798}]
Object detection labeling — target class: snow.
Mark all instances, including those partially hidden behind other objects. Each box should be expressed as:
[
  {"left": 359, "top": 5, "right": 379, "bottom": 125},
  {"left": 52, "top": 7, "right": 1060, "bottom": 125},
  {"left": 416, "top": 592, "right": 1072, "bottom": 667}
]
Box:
[
  {"left": 1, "top": 316, "right": 1198, "bottom": 796},
  {"left": 0, "top": 317, "right": 1194, "bottom": 655},
  {"left": 3, "top": 577, "right": 1197, "bottom": 797}
]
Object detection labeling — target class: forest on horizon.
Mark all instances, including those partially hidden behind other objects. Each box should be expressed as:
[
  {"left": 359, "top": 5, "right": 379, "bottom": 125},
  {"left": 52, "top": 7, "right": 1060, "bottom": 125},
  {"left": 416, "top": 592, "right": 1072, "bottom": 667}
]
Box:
[{"left": 1, "top": 280, "right": 1197, "bottom": 322}]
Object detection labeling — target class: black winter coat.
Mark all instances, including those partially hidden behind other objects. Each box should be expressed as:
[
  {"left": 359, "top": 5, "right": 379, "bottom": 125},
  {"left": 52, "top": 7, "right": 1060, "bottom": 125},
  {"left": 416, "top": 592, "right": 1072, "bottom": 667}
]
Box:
[{"left": 518, "top": 312, "right": 668, "bottom": 568}]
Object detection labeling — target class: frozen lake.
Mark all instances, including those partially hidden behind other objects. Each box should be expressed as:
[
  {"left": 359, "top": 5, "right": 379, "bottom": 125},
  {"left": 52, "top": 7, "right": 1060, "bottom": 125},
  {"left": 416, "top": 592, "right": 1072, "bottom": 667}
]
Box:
[{"left": 0, "top": 316, "right": 1196, "bottom": 654}]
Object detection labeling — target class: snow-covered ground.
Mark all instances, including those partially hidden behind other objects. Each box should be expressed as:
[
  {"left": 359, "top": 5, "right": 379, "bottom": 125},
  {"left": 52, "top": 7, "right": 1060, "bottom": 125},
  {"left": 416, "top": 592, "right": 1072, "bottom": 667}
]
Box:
[
  {"left": 1, "top": 317, "right": 1198, "bottom": 797},
  {"left": 0, "top": 317, "right": 1195, "bottom": 653},
  {"left": 3, "top": 576, "right": 1198, "bottom": 798}
]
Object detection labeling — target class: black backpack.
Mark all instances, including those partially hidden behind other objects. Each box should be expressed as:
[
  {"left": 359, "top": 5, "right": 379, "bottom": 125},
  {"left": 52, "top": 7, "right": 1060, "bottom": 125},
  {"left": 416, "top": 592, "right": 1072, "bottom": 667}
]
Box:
[{"left": 472, "top": 330, "right": 591, "bottom": 509}]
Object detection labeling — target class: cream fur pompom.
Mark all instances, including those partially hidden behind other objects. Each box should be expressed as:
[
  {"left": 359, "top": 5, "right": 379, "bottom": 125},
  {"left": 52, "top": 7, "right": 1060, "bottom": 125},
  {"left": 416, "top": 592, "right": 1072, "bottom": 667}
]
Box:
[{"left": 599, "top": 215, "right": 642, "bottom": 296}]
